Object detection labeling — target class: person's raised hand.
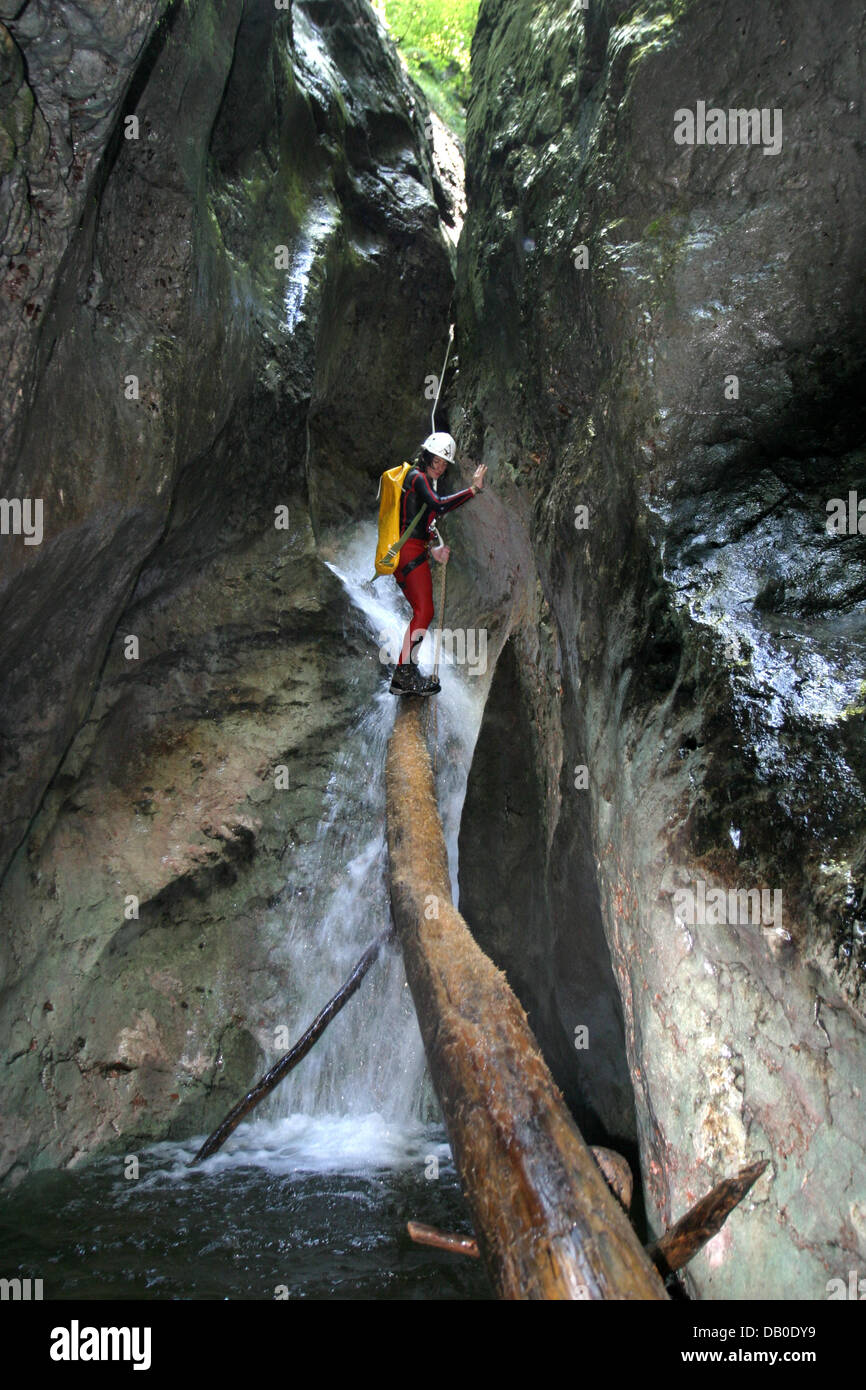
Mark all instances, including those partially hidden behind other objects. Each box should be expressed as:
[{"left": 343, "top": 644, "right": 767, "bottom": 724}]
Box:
[{"left": 472, "top": 464, "right": 487, "bottom": 492}]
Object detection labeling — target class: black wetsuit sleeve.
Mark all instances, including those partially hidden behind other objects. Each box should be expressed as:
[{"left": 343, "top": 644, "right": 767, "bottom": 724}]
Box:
[{"left": 411, "top": 470, "right": 475, "bottom": 516}]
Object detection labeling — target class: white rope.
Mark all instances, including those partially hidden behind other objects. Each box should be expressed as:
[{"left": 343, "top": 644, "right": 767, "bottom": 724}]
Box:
[
  {"left": 430, "top": 322, "right": 455, "bottom": 434},
  {"left": 424, "top": 320, "right": 455, "bottom": 763},
  {"left": 429, "top": 553, "right": 448, "bottom": 773}
]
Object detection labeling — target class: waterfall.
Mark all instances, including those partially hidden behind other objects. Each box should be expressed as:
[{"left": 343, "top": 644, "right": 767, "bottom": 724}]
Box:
[{"left": 202, "top": 523, "right": 487, "bottom": 1172}]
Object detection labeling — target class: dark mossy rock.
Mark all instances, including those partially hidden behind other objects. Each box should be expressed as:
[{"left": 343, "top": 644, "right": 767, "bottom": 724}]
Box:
[
  {"left": 0, "top": 0, "right": 460, "bottom": 1177},
  {"left": 456, "top": 0, "right": 866, "bottom": 1298}
]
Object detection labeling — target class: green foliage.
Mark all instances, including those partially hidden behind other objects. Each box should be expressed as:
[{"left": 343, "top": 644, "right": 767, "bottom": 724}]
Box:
[{"left": 375, "top": 0, "right": 479, "bottom": 135}]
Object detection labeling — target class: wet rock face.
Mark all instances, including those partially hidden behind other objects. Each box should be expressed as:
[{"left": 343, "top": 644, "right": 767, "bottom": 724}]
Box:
[
  {"left": 458, "top": 634, "right": 639, "bottom": 1153},
  {"left": 0, "top": 0, "right": 168, "bottom": 454},
  {"left": 0, "top": 0, "right": 458, "bottom": 1177},
  {"left": 457, "top": 0, "right": 866, "bottom": 1295}
]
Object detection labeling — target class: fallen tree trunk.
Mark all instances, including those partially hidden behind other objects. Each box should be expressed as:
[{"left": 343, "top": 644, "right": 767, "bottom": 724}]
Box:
[
  {"left": 190, "top": 929, "right": 391, "bottom": 1166},
  {"left": 385, "top": 702, "right": 667, "bottom": 1301}
]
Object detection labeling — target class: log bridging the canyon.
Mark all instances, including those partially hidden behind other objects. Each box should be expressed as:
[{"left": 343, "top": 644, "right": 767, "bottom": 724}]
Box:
[{"left": 384, "top": 701, "right": 667, "bottom": 1301}]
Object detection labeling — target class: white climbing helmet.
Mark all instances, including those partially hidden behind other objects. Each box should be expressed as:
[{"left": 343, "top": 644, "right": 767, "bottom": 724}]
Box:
[{"left": 422, "top": 431, "right": 457, "bottom": 462}]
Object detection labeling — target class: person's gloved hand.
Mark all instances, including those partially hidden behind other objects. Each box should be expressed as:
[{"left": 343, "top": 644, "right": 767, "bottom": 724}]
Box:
[{"left": 431, "top": 544, "right": 451, "bottom": 564}]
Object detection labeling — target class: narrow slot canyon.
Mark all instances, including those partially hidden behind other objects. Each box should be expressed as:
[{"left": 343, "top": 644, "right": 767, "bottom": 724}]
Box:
[{"left": 0, "top": 0, "right": 864, "bottom": 1315}]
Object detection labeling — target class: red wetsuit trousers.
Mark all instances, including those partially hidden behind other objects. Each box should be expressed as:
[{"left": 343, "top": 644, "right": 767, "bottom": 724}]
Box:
[{"left": 395, "top": 538, "right": 433, "bottom": 664}]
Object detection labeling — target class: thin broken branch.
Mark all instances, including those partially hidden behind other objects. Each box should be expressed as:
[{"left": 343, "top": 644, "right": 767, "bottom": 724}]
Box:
[
  {"left": 648, "top": 1160, "right": 769, "bottom": 1276},
  {"left": 407, "top": 1221, "right": 480, "bottom": 1257},
  {"left": 190, "top": 928, "right": 392, "bottom": 1166}
]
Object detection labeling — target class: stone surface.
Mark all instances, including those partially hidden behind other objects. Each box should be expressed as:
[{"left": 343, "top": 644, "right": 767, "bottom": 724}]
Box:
[
  {"left": 456, "top": 0, "right": 866, "bottom": 1298},
  {"left": 0, "top": 0, "right": 460, "bottom": 1177},
  {"left": 4, "top": 0, "right": 865, "bottom": 1305}
]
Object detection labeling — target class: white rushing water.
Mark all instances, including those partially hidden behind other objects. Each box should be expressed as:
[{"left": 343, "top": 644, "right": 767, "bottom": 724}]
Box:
[
  {"left": 282, "top": 198, "right": 339, "bottom": 335},
  {"left": 200, "top": 524, "right": 488, "bottom": 1174}
]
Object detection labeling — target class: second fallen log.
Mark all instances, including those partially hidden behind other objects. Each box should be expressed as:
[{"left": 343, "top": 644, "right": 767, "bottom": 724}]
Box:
[
  {"left": 385, "top": 701, "right": 667, "bottom": 1301},
  {"left": 647, "top": 1160, "right": 769, "bottom": 1277}
]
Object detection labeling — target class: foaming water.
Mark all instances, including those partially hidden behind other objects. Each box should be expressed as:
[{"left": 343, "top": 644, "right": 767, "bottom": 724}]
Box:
[
  {"left": 0, "top": 1122, "right": 490, "bottom": 1300},
  {"left": 140, "top": 1115, "right": 451, "bottom": 1187},
  {"left": 0, "top": 524, "right": 494, "bottom": 1298}
]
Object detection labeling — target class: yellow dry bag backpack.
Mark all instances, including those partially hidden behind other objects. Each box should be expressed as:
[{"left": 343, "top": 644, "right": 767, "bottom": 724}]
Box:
[{"left": 373, "top": 463, "right": 426, "bottom": 580}]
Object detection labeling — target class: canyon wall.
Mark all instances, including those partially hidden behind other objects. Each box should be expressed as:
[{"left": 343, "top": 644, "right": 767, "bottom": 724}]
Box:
[
  {"left": 0, "top": 0, "right": 459, "bottom": 1177},
  {"left": 456, "top": 0, "right": 866, "bottom": 1297}
]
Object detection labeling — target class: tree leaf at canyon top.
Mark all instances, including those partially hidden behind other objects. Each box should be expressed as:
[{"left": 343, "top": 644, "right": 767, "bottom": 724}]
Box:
[{"left": 376, "top": 0, "right": 479, "bottom": 135}]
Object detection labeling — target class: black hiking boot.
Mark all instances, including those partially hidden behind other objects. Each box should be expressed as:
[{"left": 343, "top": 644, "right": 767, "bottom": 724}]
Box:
[
  {"left": 389, "top": 663, "right": 440, "bottom": 696},
  {"left": 413, "top": 670, "right": 441, "bottom": 695},
  {"left": 389, "top": 662, "right": 418, "bottom": 695}
]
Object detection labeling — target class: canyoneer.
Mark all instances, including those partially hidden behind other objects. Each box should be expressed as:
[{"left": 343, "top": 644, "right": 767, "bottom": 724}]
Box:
[{"left": 388, "top": 431, "right": 486, "bottom": 696}]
